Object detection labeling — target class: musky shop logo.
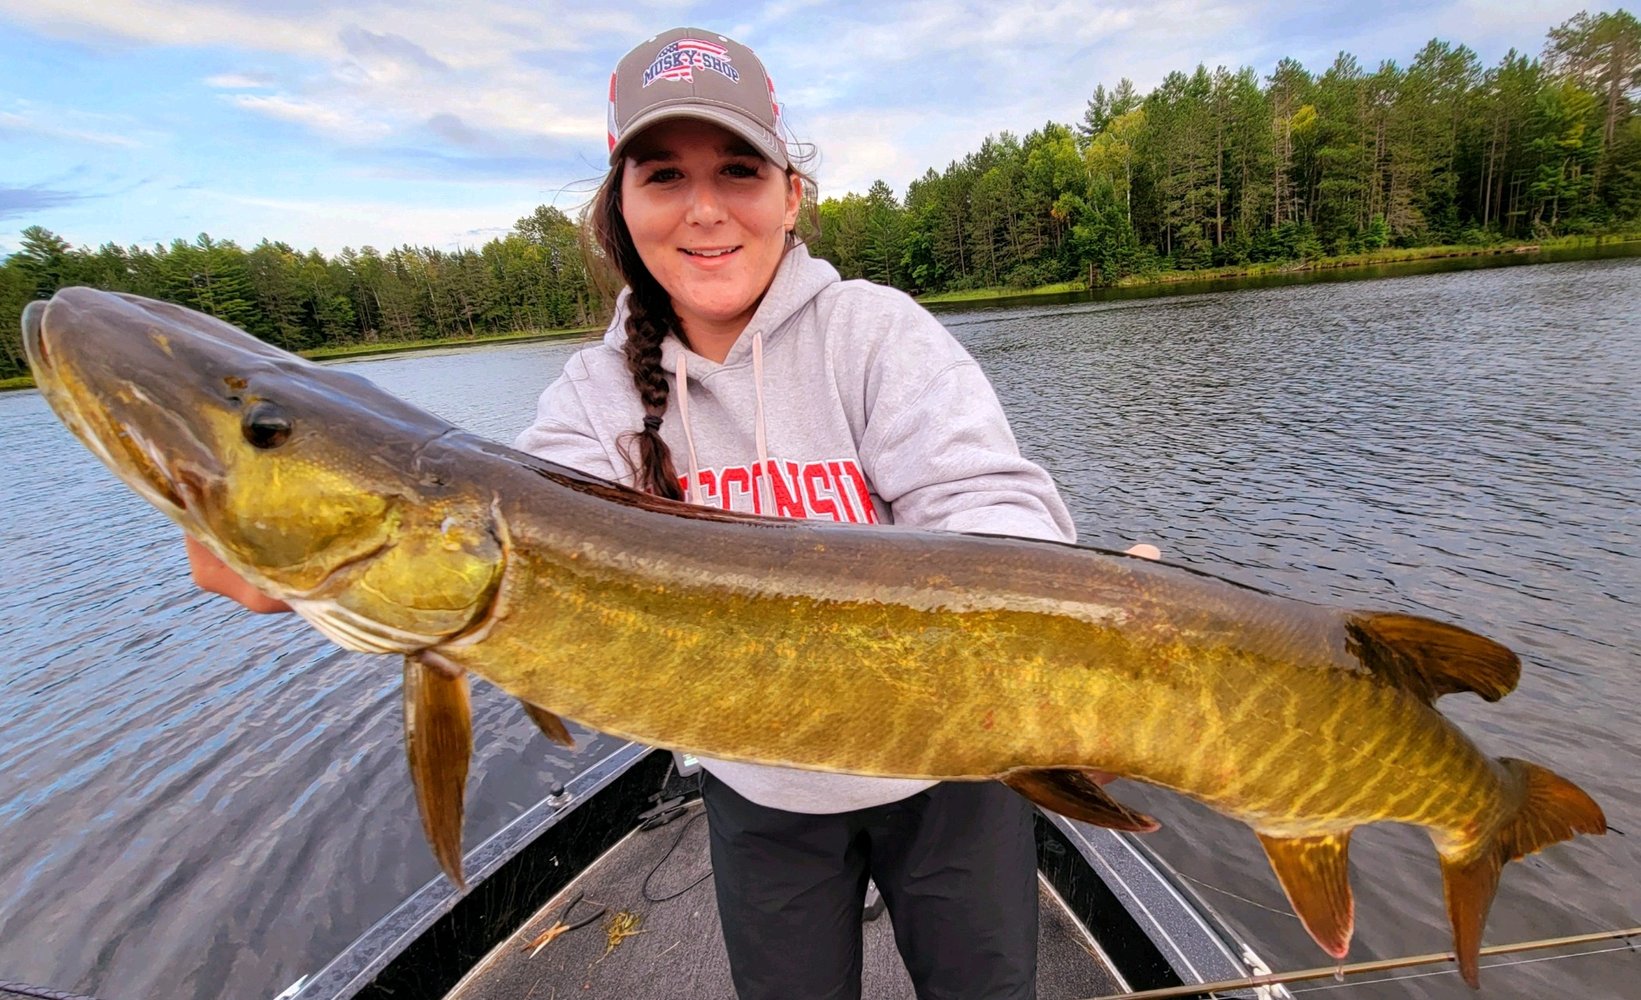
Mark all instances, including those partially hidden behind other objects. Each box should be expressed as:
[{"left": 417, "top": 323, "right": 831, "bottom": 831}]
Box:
[{"left": 642, "top": 38, "right": 740, "bottom": 87}]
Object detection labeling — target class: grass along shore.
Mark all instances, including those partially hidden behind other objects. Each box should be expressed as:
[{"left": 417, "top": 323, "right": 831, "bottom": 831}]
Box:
[
  {"left": 300, "top": 324, "right": 599, "bottom": 362},
  {"left": 914, "top": 233, "right": 1641, "bottom": 304}
]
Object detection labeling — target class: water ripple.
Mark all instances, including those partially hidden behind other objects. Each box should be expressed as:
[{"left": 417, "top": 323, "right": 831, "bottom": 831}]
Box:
[{"left": 2, "top": 264, "right": 1638, "bottom": 998}]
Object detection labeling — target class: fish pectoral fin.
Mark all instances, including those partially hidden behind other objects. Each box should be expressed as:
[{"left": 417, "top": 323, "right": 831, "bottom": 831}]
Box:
[
  {"left": 1258, "top": 831, "right": 1354, "bottom": 961},
  {"left": 519, "top": 700, "right": 576, "bottom": 749},
  {"left": 404, "top": 653, "right": 473, "bottom": 890},
  {"left": 1002, "top": 768, "right": 1159, "bottom": 832},
  {"left": 1344, "top": 611, "right": 1519, "bottom": 703}
]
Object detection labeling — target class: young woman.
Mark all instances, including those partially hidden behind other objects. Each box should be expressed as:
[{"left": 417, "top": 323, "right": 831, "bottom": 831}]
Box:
[{"left": 192, "top": 27, "right": 1155, "bottom": 1000}]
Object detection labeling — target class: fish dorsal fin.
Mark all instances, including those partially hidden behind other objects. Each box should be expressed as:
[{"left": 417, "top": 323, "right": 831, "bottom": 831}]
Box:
[
  {"left": 405, "top": 653, "right": 473, "bottom": 890},
  {"left": 520, "top": 700, "right": 576, "bottom": 748},
  {"left": 1344, "top": 611, "right": 1519, "bottom": 703},
  {"left": 1002, "top": 768, "right": 1159, "bottom": 832},
  {"left": 1258, "top": 831, "right": 1354, "bottom": 960}
]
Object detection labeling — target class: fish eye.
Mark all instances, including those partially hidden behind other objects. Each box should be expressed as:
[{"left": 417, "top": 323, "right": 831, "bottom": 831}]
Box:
[{"left": 242, "top": 401, "right": 292, "bottom": 449}]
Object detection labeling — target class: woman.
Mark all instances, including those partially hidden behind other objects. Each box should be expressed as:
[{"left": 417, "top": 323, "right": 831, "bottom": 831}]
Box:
[{"left": 193, "top": 27, "right": 1154, "bottom": 1000}]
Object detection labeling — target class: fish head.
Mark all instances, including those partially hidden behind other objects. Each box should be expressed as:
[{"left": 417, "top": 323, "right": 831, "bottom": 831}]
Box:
[{"left": 23, "top": 287, "right": 504, "bottom": 653}]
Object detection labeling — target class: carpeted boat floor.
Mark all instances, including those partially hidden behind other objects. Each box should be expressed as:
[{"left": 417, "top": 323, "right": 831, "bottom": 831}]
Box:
[{"left": 448, "top": 802, "right": 1124, "bottom": 1000}]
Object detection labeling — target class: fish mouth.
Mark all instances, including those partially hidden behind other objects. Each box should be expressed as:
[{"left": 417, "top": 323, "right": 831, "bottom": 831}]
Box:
[
  {"left": 119, "top": 422, "right": 191, "bottom": 513},
  {"left": 25, "top": 302, "right": 192, "bottom": 516},
  {"left": 21, "top": 300, "right": 49, "bottom": 374},
  {"left": 85, "top": 399, "right": 193, "bottom": 516}
]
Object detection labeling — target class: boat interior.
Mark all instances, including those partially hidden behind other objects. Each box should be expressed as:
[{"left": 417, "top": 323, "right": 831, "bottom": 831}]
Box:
[{"left": 287, "top": 745, "right": 1274, "bottom": 1000}]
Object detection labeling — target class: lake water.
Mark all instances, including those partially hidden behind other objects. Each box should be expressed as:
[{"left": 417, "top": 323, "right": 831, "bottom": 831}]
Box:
[{"left": 1, "top": 258, "right": 1637, "bottom": 999}]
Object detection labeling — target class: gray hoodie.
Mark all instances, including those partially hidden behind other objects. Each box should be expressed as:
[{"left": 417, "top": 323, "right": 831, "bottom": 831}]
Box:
[{"left": 515, "top": 247, "right": 1075, "bottom": 813}]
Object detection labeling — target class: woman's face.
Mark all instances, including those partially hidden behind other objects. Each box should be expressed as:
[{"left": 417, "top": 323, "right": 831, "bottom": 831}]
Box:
[{"left": 620, "top": 119, "right": 802, "bottom": 355}]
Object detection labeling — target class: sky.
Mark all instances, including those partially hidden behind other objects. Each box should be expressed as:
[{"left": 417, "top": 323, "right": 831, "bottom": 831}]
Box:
[{"left": 0, "top": 0, "right": 1627, "bottom": 258}]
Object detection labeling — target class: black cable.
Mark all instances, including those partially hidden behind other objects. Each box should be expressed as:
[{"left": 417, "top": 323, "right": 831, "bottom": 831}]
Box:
[
  {"left": 554, "top": 889, "right": 609, "bottom": 931},
  {"left": 641, "top": 807, "right": 713, "bottom": 903},
  {"left": 0, "top": 985, "right": 108, "bottom": 1000}
]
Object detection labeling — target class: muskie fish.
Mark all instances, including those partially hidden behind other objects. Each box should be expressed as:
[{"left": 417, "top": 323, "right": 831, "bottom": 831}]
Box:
[{"left": 23, "top": 288, "right": 1605, "bottom": 987}]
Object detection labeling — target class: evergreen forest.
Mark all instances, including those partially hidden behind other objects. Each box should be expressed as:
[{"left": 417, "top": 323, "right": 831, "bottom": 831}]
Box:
[{"left": 3, "top": 10, "right": 1637, "bottom": 383}]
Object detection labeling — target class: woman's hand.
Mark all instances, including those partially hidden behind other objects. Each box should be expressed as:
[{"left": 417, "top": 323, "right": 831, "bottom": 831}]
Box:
[{"left": 185, "top": 535, "right": 292, "bottom": 614}]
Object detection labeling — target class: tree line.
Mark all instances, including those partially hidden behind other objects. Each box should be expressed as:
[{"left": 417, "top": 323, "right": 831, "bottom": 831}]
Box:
[
  {"left": 3, "top": 10, "right": 1637, "bottom": 382},
  {"left": 811, "top": 9, "right": 1641, "bottom": 291},
  {"left": 0, "top": 205, "right": 595, "bottom": 381}
]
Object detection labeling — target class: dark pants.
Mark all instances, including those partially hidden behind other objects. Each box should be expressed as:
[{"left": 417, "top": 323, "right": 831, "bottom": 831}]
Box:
[{"left": 702, "top": 772, "right": 1039, "bottom": 1000}]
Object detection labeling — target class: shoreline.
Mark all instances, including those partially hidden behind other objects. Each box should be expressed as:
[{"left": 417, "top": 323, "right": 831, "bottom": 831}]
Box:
[
  {"left": 4, "top": 237, "right": 1637, "bottom": 393},
  {"left": 300, "top": 325, "right": 600, "bottom": 363},
  {"left": 914, "top": 235, "right": 1641, "bottom": 307}
]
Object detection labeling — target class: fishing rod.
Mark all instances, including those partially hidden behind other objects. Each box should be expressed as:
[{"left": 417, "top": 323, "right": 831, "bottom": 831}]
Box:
[{"left": 1086, "top": 926, "right": 1641, "bottom": 1000}]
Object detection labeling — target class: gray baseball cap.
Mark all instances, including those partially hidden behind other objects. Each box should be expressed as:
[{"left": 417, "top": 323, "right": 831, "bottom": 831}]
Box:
[{"left": 606, "top": 28, "right": 788, "bottom": 169}]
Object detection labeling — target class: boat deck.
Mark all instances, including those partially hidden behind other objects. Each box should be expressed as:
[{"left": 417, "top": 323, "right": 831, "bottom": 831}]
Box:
[{"left": 447, "top": 800, "right": 1126, "bottom": 1000}]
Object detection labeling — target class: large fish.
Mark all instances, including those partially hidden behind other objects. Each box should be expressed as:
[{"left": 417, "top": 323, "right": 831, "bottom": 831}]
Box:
[{"left": 22, "top": 287, "right": 1605, "bottom": 987}]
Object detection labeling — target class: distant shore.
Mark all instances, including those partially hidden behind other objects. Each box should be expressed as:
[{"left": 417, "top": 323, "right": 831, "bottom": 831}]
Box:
[
  {"left": 916, "top": 234, "right": 1641, "bottom": 307},
  {"left": 300, "top": 325, "right": 600, "bottom": 363},
  {"left": 5, "top": 234, "right": 1637, "bottom": 393}
]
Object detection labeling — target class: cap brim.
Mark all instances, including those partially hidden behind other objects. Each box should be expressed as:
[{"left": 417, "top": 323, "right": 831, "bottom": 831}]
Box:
[{"left": 609, "top": 106, "right": 788, "bottom": 169}]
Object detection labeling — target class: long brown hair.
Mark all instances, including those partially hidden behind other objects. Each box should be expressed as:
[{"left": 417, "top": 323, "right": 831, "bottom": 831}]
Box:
[{"left": 583, "top": 153, "right": 816, "bottom": 500}]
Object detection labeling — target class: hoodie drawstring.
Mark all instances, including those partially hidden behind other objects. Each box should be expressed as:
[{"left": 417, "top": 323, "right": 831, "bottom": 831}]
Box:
[
  {"left": 752, "top": 330, "right": 771, "bottom": 515},
  {"left": 675, "top": 351, "right": 704, "bottom": 505},
  {"left": 673, "top": 331, "right": 772, "bottom": 513}
]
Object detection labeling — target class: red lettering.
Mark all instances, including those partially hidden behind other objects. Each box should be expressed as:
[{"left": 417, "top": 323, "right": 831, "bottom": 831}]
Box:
[
  {"left": 826, "top": 462, "right": 853, "bottom": 520},
  {"left": 802, "top": 462, "right": 842, "bottom": 521},
  {"left": 832, "top": 460, "right": 879, "bottom": 524},
  {"left": 674, "top": 468, "right": 721, "bottom": 508},
  {"left": 721, "top": 466, "right": 753, "bottom": 512},
  {"left": 677, "top": 459, "right": 877, "bottom": 521},
  {"left": 767, "top": 460, "right": 807, "bottom": 519}
]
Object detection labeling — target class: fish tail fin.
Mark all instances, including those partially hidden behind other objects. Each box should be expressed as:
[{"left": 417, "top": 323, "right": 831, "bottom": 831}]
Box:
[{"left": 1438, "top": 758, "right": 1606, "bottom": 988}]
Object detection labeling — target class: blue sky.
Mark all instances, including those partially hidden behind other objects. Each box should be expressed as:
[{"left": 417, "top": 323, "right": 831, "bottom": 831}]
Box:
[{"left": 0, "top": 1, "right": 1625, "bottom": 257}]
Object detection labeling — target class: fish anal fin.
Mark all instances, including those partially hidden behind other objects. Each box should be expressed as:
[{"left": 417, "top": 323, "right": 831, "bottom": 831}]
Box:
[
  {"left": 404, "top": 653, "right": 473, "bottom": 890},
  {"left": 1258, "top": 831, "right": 1354, "bottom": 961},
  {"left": 1438, "top": 849, "right": 1498, "bottom": 989},
  {"left": 1345, "top": 611, "right": 1520, "bottom": 703},
  {"left": 1437, "top": 758, "right": 1607, "bottom": 989},
  {"left": 1003, "top": 768, "right": 1159, "bottom": 832},
  {"left": 520, "top": 700, "right": 576, "bottom": 748}
]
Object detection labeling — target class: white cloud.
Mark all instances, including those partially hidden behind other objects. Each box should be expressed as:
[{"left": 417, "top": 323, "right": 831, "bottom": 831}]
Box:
[
  {"left": 203, "top": 72, "right": 275, "bottom": 89},
  {"left": 8, "top": 0, "right": 335, "bottom": 56},
  {"left": 9, "top": 1, "right": 626, "bottom": 144},
  {"left": 1317, "top": 0, "right": 1600, "bottom": 74},
  {"left": 1393, "top": 0, "right": 1592, "bottom": 52},
  {"left": 191, "top": 189, "right": 554, "bottom": 253},
  {"left": 797, "top": 107, "right": 943, "bottom": 196},
  {"left": 228, "top": 94, "right": 389, "bottom": 139},
  {"left": 9, "top": 0, "right": 648, "bottom": 68},
  {"left": 0, "top": 108, "right": 143, "bottom": 148}
]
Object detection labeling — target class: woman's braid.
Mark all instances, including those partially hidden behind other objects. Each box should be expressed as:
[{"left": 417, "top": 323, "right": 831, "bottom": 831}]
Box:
[{"left": 620, "top": 271, "right": 685, "bottom": 500}]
